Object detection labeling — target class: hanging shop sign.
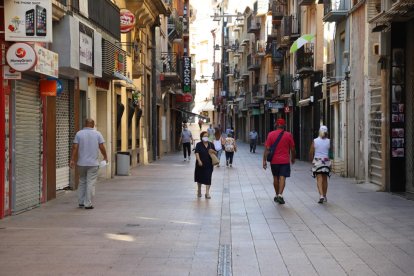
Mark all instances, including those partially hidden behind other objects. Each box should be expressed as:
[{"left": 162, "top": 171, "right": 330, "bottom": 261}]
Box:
[
  {"left": 79, "top": 22, "right": 94, "bottom": 72},
  {"left": 3, "top": 65, "right": 21, "bottom": 79},
  {"left": 120, "top": 9, "right": 135, "bottom": 33},
  {"left": 176, "top": 93, "right": 193, "bottom": 103},
  {"left": 4, "top": 0, "right": 53, "bottom": 42},
  {"left": 39, "top": 79, "right": 57, "bottom": 96},
  {"left": 330, "top": 85, "right": 339, "bottom": 104},
  {"left": 284, "top": 106, "right": 291, "bottom": 113},
  {"left": 33, "top": 45, "right": 58, "bottom": 78},
  {"left": 182, "top": 56, "right": 191, "bottom": 93},
  {"left": 6, "top": 42, "right": 37, "bottom": 72},
  {"left": 267, "top": 101, "right": 284, "bottom": 109}
]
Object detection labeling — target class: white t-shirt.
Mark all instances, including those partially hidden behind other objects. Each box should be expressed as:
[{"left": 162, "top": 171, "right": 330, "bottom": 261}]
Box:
[
  {"left": 213, "top": 139, "right": 222, "bottom": 151},
  {"left": 313, "top": 137, "right": 330, "bottom": 159},
  {"left": 73, "top": 128, "right": 105, "bottom": 166}
]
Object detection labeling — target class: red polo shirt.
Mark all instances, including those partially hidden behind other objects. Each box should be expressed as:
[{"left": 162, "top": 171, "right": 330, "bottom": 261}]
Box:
[{"left": 265, "top": 129, "right": 295, "bottom": 164}]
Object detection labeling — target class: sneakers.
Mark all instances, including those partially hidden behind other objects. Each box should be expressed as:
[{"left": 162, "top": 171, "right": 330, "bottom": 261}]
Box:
[
  {"left": 324, "top": 196, "right": 327, "bottom": 202},
  {"left": 274, "top": 196, "right": 285, "bottom": 204},
  {"left": 188, "top": 156, "right": 191, "bottom": 161},
  {"left": 205, "top": 194, "right": 211, "bottom": 199},
  {"left": 184, "top": 158, "right": 187, "bottom": 161},
  {"left": 226, "top": 160, "right": 229, "bottom": 167},
  {"left": 318, "top": 197, "right": 324, "bottom": 204},
  {"left": 85, "top": 206, "right": 94, "bottom": 209},
  {"left": 229, "top": 164, "right": 232, "bottom": 167}
]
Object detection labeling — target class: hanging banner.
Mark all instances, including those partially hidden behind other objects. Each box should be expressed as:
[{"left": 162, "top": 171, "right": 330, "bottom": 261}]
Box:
[
  {"left": 39, "top": 79, "right": 57, "bottom": 96},
  {"left": 176, "top": 94, "right": 193, "bottom": 103},
  {"left": 182, "top": 56, "right": 191, "bottom": 93},
  {"left": 4, "top": 0, "right": 53, "bottom": 42},
  {"left": 33, "top": 45, "right": 58, "bottom": 78}
]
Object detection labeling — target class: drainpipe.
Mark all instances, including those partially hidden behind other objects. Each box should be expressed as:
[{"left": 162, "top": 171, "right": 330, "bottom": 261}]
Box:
[{"left": 152, "top": 24, "right": 157, "bottom": 161}]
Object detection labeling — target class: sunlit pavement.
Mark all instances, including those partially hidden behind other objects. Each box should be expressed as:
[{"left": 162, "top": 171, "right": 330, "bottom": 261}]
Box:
[{"left": 1, "top": 143, "right": 414, "bottom": 275}]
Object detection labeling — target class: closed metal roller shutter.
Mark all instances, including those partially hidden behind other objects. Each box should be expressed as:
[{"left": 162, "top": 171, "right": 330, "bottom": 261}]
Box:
[
  {"left": 13, "top": 78, "right": 42, "bottom": 213},
  {"left": 56, "top": 80, "right": 70, "bottom": 190}
]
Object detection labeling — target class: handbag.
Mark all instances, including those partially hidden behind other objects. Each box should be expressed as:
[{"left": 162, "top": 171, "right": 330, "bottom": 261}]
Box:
[
  {"left": 266, "top": 131, "right": 285, "bottom": 162},
  {"left": 208, "top": 143, "right": 220, "bottom": 166}
]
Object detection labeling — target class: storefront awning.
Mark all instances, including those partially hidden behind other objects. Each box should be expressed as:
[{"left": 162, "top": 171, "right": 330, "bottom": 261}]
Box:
[
  {"left": 173, "top": 108, "right": 208, "bottom": 120},
  {"left": 369, "top": 0, "right": 414, "bottom": 24}
]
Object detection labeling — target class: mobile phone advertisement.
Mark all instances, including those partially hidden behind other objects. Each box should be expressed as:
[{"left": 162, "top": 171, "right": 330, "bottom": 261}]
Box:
[{"left": 4, "top": 0, "right": 53, "bottom": 42}]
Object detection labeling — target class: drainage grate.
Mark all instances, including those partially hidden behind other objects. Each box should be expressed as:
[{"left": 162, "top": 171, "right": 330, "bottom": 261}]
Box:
[
  {"left": 218, "top": 244, "right": 232, "bottom": 276},
  {"left": 125, "top": 224, "right": 140, "bottom": 227}
]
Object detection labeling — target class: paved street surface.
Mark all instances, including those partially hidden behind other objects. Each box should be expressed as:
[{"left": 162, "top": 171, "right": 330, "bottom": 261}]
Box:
[{"left": 1, "top": 141, "right": 414, "bottom": 275}]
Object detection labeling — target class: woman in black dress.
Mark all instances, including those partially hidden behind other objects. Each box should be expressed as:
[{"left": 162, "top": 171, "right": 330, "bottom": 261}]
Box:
[{"left": 195, "top": 131, "right": 217, "bottom": 198}]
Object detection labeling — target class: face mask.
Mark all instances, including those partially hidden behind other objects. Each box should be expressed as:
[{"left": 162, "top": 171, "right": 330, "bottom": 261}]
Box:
[{"left": 202, "top": 137, "right": 209, "bottom": 142}]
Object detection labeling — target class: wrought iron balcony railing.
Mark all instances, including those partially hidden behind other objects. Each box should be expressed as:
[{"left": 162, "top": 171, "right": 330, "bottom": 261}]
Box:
[
  {"left": 247, "top": 14, "right": 261, "bottom": 34},
  {"left": 296, "top": 45, "right": 314, "bottom": 74},
  {"left": 270, "top": 0, "right": 287, "bottom": 21},
  {"left": 247, "top": 54, "right": 261, "bottom": 71},
  {"left": 323, "top": 0, "right": 348, "bottom": 22},
  {"left": 161, "top": 52, "right": 182, "bottom": 78}
]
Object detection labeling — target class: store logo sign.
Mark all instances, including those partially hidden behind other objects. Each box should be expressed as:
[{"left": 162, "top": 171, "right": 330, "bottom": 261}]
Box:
[
  {"left": 182, "top": 56, "right": 191, "bottom": 93},
  {"left": 6, "top": 42, "right": 37, "bottom": 72},
  {"left": 120, "top": 9, "right": 135, "bottom": 33}
]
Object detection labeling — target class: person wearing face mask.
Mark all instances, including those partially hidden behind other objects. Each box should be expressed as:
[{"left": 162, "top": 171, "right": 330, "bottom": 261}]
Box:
[
  {"left": 194, "top": 131, "right": 217, "bottom": 198},
  {"left": 309, "top": 125, "right": 331, "bottom": 204},
  {"left": 178, "top": 124, "right": 194, "bottom": 161}
]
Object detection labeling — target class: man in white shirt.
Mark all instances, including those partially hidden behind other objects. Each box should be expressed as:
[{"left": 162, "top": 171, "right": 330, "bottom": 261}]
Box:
[
  {"left": 207, "top": 124, "right": 215, "bottom": 141},
  {"left": 249, "top": 129, "right": 258, "bottom": 153},
  {"left": 70, "top": 119, "right": 107, "bottom": 209}
]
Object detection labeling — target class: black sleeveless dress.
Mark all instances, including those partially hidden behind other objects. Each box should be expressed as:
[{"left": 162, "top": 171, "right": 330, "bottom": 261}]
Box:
[{"left": 194, "top": 142, "right": 215, "bottom": 185}]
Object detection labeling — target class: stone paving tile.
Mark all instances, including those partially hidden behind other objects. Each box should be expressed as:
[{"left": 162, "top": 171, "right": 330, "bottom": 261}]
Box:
[{"left": 1, "top": 143, "right": 414, "bottom": 275}]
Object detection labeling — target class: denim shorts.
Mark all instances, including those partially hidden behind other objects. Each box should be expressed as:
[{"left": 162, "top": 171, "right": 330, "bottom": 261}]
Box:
[{"left": 271, "top": 164, "right": 291, "bottom": 177}]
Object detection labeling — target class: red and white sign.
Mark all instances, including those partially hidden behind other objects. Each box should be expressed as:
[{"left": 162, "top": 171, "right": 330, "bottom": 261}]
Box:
[
  {"left": 176, "top": 94, "right": 193, "bottom": 103},
  {"left": 284, "top": 106, "right": 291, "bottom": 113},
  {"left": 120, "top": 9, "right": 135, "bottom": 33},
  {"left": 6, "top": 43, "right": 37, "bottom": 72}
]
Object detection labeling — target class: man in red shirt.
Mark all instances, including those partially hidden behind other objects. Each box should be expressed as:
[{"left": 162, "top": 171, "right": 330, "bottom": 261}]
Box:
[{"left": 263, "top": 118, "right": 295, "bottom": 204}]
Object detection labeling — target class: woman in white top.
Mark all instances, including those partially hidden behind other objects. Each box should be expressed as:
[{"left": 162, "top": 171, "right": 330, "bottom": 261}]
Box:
[
  {"left": 309, "top": 125, "right": 331, "bottom": 204},
  {"left": 213, "top": 128, "right": 225, "bottom": 167}
]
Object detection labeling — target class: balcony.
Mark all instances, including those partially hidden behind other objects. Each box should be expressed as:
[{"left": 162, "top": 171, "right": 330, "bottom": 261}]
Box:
[
  {"left": 182, "top": 18, "right": 189, "bottom": 37},
  {"left": 247, "top": 54, "right": 261, "bottom": 71},
  {"left": 280, "top": 74, "right": 294, "bottom": 95},
  {"left": 267, "top": 25, "right": 278, "bottom": 41},
  {"left": 266, "top": 74, "right": 276, "bottom": 97},
  {"left": 323, "top": 0, "right": 347, "bottom": 22},
  {"left": 252, "top": 84, "right": 265, "bottom": 99},
  {"left": 168, "top": 14, "right": 183, "bottom": 41},
  {"left": 247, "top": 15, "right": 261, "bottom": 34},
  {"left": 299, "top": 0, "right": 315, "bottom": 6},
  {"left": 296, "top": 45, "right": 314, "bottom": 74},
  {"left": 213, "top": 63, "right": 221, "bottom": 80},
  {"left": 256, "top": 40, "right": 266, "bottom": 57},
  {"left": 160, "top": 52, "right": 182, "bottom": 80},
  {"left": 270, "top": 0, "right": 286, "bottom": 22}
]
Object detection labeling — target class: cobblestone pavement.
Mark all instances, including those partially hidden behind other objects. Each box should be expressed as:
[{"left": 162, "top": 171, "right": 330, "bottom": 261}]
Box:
[{"left": 1, "top": 142, "right": 414, "bottom": 275}]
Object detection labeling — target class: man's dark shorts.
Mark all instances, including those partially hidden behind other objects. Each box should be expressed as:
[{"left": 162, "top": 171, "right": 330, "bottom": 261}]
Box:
[{"left": 271, "top": 164, "right": 291, "bottom": 177}]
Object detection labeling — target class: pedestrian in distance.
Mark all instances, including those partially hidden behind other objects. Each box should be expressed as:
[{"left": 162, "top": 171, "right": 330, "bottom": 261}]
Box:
[
  {"left": 198, "top": 119, "right": 203, "bottom": 131},
  {"left": 213, "top": 127, "right": 226, "bottom": 167},
  {"left": 207, "top": 124, "right": 215, "bottom": 141},
  {"left": 179, "top": 124, "right": 194, "bottom": 162},
  {"left": 249, "top": 129, "right": 258, "bottom": 153},
  {"left": 194, "top": 131, "right": 217, "bottom": 198},
  {"left": 224, "top": 133, "right": 237, "bottom": 167},
  {"left": 70, "top": 118, "right": 108, "bottom": 210},
  {"left": 263, "top": 118, "right": 295, "bottom": 204},
  {"left": 309, "top": 125, "right": 331, "bottom": 204}
]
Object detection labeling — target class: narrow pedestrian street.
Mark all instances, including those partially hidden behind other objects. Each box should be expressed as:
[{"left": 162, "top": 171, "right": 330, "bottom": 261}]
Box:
[{"left": 1, "top": 142, "right": 414, "bottom": 276}]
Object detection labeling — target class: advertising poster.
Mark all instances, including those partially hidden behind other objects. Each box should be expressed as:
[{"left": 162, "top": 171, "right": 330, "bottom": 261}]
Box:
[
  {"left": 34, "top": 45, "right": 58, "bottom": 78},
  {"left": 4, "top": 0, "right": 53, "bottom": 42}
]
